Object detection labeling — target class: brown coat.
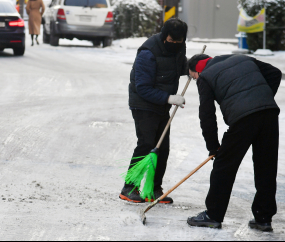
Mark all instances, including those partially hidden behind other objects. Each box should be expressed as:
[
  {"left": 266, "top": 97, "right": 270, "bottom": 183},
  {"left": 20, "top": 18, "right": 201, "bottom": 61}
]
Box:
[{"left": 26, "top": 0, "right": 45, "bottom": 35}]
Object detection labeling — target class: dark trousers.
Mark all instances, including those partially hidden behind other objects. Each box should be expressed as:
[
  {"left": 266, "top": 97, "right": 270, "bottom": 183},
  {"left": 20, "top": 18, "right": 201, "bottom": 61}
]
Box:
[
  {"left": 125, "top": 109, "right": 170, "bottom": 190},
  {"left": 206, "top": 109, "right": 279, "bottom": 223}
]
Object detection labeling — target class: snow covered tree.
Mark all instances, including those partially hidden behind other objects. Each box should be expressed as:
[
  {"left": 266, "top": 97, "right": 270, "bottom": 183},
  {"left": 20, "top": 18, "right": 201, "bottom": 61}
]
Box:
[
  {"left": 111, "top": 0, "right": 162, "bottom": 39},
  {"left": 238, "top": 0, "right": 285, "bottom": 51}
]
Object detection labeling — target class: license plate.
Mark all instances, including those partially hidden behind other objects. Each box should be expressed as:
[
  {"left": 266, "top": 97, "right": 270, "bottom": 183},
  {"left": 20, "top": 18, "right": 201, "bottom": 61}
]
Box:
[
  {"left": 0, "top": 22, "right": 5, "bottom": 28},
  {"left": 80, "top": 16, "right": 91, "bottom": 22}
]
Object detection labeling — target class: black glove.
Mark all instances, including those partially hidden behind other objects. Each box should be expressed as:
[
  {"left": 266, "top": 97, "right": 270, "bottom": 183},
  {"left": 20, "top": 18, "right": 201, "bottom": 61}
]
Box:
[{"left": 209, "top": 148, "right": 220, "bottom": 160}]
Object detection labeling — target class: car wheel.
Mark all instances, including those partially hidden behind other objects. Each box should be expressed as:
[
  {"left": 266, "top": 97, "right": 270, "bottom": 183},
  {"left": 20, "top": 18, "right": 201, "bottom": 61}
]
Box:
[
  {"left": 50, "top": 24, "right": 59, "bottom": 47},
  {"left": 43, "top": 27, "right": 50, "bottom": 44},
  {"left": 92, "top": 40, "right": 101, "bottom": 47},
  {"left": 103, "top": 37, "right": 112, "bottom": 48},
  {"left": 13, "top": 46, "right": 25, "bottom": 56}
]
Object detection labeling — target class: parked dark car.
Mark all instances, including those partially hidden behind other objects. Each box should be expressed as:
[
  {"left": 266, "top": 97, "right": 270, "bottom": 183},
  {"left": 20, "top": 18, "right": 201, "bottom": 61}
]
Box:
[{"left": 0, "top": 0, "right": 25, "bottom": 56}]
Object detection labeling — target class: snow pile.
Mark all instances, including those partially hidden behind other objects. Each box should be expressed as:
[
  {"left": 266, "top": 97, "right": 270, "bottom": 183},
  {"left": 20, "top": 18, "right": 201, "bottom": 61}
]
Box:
[
  {"left": 254, "top": 49, "right": 274, "bottom": 56},
  {"left": 113, "top": 37, "right": 147, "bottom": 49},
  {"left": 112, "top": 0, "right": 162, "bottom": 12},
  {"left": 191, "top": 38, "right": 238, "bottom": 44},
  {"left": 186, "top": 41, "right": 238, "bottom": 51},
  {"left": 112, "top": 37, "right": 238, "bottom": 51}
]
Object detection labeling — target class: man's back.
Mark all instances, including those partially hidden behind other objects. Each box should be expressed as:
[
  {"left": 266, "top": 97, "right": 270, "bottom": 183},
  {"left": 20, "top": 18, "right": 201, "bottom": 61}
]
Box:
[{"left": 199, "top": 55, "right": 280, "bottom": 126}]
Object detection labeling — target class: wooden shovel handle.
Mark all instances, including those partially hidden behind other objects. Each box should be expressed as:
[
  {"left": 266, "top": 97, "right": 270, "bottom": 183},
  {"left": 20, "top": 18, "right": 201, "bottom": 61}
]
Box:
[
  {"left": 156, "top": 45, "right": 207, "bottom": 149},
  {"left": 158, "top": 155, "right": 214, "bottom": 201},
  {"left": 142, "top": 155, "right": 214, "bottom": 215}
]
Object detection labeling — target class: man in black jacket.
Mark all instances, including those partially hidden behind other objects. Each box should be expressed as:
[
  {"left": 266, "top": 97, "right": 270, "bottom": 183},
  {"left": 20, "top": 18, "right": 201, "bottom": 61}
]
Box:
[
  {"left": 186, "top": 54, "right": 281, "bottom": 231},
  {"left": 119, "top": 18, "right": 188, "bottom": 204}
]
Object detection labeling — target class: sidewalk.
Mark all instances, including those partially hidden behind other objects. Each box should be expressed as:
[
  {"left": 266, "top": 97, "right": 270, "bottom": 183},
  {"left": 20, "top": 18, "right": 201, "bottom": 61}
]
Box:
[{"left": 253, "top": 54, "right": 285, "bottom": 80}]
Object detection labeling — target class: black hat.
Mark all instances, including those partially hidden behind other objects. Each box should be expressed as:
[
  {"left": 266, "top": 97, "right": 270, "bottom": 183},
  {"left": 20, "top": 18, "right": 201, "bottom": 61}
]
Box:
[{"left": 161, "top": 18, "right": 188, "bottom": 42}]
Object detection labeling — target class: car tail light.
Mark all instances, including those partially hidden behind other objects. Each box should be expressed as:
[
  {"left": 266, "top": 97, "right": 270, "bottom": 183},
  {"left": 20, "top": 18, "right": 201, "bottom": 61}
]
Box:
[
  {"left": 10, "top": 40, "right": 22, "bottom": 43},
  {"left": 105, "top": 11, "right": 113, "bottom": 22},
  {"left": 57, "top": 9, "right": 66, "bottom": 20},
  {"left": 9, "top": 19, "right": 25, "bottom": 27}
]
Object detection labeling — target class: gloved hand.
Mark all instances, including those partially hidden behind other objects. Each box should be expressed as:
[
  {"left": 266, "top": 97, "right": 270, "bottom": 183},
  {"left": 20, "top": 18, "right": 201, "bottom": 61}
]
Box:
[
  {"left": 168, "top": 95, "right": 186, "bottom": 108},
  {"left": 209, "top": 148, "right": 220, "bottom": 160}
]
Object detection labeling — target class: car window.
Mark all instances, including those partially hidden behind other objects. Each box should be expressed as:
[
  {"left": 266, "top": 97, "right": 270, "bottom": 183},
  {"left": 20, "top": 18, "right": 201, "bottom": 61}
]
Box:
[
  {"left": 88, "top": 0, "right": 107, "bottom": 8},
  {"left": 64, "top": 0, "right": 107, "bottom": 8},
  {"left": 64, "top": 0, "right": 88, "bottom": 6},
  {"left": 0, "top": 1, "right": 17, "bottom": 13}
]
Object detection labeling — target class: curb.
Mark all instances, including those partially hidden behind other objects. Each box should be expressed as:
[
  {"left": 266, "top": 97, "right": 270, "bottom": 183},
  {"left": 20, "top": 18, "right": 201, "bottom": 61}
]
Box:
[{"left": 190, "top": 38, "right": 238, "bottom": 46}]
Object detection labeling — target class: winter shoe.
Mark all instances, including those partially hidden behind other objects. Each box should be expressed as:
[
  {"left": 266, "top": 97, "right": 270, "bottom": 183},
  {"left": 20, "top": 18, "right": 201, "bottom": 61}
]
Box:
[
  {"left": 145, "top": 188, "right": 173, "bottom": 204},
  {"left": 119, "top": 186, "right": 145, "bottom": 203},
  {"left": 249, "top": 219, "right": 273, "bottom": 232},
  {"left": 187, "top": 211, "right": 222, "bottom": 229}
]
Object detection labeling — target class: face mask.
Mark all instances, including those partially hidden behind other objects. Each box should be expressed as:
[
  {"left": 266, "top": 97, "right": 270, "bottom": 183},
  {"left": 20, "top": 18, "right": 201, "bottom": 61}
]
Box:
[{"left": 164, "top": 41, "right": 184, "bottom": 53}]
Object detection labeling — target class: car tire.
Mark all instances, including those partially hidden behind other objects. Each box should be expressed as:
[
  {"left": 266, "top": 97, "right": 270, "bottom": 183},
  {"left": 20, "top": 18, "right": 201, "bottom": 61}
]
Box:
[
  {"left": 50, "top": 23, "right": 59, "bottom": 47},
  {"left": 13, "top": 46, "right": 25, "bottom": 56},
  {"left": 43, "top": 27, "right": 50, "bottom": 44},
  {"left": 92, "top": 40, "right": 101, "bottom": 47},
  {"left": 103, "top": 37, "right": 112, "bottom": 48}
]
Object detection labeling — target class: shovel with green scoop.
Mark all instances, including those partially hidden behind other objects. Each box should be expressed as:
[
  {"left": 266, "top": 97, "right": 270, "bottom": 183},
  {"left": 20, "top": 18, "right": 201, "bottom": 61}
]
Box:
[{"left": 123, "top": 45, "right": 207, "bottom": 203}]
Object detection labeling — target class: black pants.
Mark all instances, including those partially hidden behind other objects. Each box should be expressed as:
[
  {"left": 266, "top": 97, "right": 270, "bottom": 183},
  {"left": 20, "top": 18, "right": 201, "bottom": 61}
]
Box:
[
  {"left": 206, "top": 109, "right": 279, "bottom": 223},
  {"left": 125, "top": 109, "right": 170, "bottom": 190}
]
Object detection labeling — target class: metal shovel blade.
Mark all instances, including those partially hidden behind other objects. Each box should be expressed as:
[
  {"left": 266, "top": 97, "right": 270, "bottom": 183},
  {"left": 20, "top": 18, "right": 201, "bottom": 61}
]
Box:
[
  {"left": 140, "top": 208, "right": 147, "bottom": 225},
  {"left": 140, "top": 199, "right": 160, "bottom": 225}
]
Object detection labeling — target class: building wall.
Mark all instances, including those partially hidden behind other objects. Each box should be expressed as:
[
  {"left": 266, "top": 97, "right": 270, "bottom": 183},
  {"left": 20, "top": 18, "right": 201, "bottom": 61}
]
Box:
[{"left": 179, "top": 0, "right": 239, "bottom": 39}]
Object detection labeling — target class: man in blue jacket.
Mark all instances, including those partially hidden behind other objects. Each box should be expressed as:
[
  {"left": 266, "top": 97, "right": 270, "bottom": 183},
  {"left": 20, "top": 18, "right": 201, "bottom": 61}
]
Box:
[
  {"left": 119, "top": 18, "right": 188, "bottom": 204},
  {"left": 186, "top": 54, "right": 281, "bottom": 232}
]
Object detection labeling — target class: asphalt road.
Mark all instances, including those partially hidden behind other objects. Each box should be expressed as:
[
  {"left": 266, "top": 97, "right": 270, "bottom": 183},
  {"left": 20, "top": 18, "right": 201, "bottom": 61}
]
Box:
[{"left": 0, "top": 34, "right": 284, "bottom": 241}]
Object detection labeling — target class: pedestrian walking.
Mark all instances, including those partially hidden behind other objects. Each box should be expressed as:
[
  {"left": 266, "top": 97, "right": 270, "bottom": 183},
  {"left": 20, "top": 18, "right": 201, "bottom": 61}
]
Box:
[
  {"left": 119, "top": 18, "right": 188, "bottom": 204},
  {"left": 186, "top": 54, "right": 282, "bottom": 231},
  {"left": 26, "top": 0, "right": 45, "bottom": 46}
]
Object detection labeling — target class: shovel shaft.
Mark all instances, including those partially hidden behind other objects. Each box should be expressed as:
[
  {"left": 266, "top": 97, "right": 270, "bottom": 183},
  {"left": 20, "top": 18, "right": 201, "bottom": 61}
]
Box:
[
  {"left": 142, "top": 155, "right": 214, "bottom": 216},
  {"left": 155, "top": 45, "right": 207, "bottom": 149},
  {"left": 158, "top": 155, "right": 214, "bottom": 200},
  {"left": 156, "top": 105, "right": 179, "bottom": 149}
]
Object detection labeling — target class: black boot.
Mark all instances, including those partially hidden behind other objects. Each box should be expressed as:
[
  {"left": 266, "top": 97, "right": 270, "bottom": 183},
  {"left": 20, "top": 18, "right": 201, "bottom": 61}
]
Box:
[
  {"left": 187, "top": 211, "right": 222, "bottom": 229},
  {"left": 119, "top": 186, "right": 145, "bottom": 203},
  {"left": 36, "top": 35, "right": 39, "bottom": 45},
  {"left": 249, "top": 219, "right": 273, "bottom": 232},
  {"left": 145, "top": 187, "right": 173, "bottom": 204}
]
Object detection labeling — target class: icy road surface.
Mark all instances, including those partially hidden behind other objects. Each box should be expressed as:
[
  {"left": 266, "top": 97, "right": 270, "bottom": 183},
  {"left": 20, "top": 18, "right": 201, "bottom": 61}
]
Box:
[{"left": 0, "top": 32, "right": 284, "bottom": 240}]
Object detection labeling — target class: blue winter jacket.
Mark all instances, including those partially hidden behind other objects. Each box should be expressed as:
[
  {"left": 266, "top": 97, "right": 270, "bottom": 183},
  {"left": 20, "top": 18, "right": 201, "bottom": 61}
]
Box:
[{"left": 135, "top": 50, "right": 169, "bottom": 105}]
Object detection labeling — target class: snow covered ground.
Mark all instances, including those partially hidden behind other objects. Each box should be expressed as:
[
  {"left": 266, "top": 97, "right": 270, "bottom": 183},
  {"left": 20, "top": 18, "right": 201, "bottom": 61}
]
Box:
[{"left": 0, "top": 27, "right": 284, "bottom": 240}]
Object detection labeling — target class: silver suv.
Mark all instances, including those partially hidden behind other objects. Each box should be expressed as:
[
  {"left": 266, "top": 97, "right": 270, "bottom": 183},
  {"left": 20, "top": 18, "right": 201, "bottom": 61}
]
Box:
[{"left": 43, "top": 0, "right": 113, "bottom": 47}]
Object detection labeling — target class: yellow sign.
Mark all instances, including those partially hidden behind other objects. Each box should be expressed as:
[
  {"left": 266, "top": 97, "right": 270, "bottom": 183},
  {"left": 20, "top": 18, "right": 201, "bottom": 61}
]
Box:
[
  {"left": 164, "top": 6, "right": 176, "bottom": 23},
  {"left": 16, "top": 0, "right": 29, "bottom": 4},
  {"left": 237, "top": 8, "right": 265, "bottom": 33}
]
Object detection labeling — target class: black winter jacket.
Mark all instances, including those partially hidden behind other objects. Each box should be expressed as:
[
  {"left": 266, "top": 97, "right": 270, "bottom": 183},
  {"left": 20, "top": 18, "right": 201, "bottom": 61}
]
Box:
[
  {"left": 129, "top": 33, "right": 188, "bottom": 115},
  {"left": 197, "top": 55, "right": 281, "bottom": 151}
]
